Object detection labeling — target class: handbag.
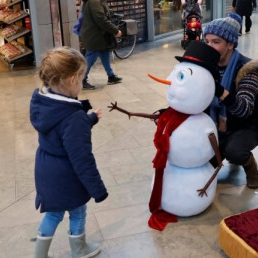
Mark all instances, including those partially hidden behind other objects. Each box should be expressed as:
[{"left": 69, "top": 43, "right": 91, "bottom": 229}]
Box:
[
  {"left": 73, "top": 10, "right": 83, "bottom": 36},
  {"left": 104, "top": 33, "right": 118, "bottom": 51}
]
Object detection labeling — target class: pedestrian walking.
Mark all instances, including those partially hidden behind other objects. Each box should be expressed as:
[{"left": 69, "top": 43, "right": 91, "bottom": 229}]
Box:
[
  {"left": 81, "top": 0, "right": 123, "bottom": 89},
  {"left": 232, "top": 0, "right": 257, "bottom": 35}
]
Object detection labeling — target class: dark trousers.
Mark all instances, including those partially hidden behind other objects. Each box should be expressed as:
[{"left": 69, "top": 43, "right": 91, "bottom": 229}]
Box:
[
  {"left": 210, "top": 126, "right": 258, "bottom": 167},
  {"left": 239, "top": 15, "right": 252, "bottom": 33}
]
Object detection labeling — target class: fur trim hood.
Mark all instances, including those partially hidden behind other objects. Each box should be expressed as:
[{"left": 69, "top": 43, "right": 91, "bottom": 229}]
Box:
[{"left": 236, "top": 60, "right": 258, "bottom": 86}]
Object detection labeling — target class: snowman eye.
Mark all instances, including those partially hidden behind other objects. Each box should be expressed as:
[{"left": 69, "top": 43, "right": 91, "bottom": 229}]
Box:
[{"left": 177, "top": 71, "right": 186, "bottom": 81}]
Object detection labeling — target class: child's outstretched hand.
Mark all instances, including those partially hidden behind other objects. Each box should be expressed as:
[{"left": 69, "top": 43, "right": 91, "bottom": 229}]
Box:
[{"left": 94, "top": 108, "right": 102, "bottom": 119}]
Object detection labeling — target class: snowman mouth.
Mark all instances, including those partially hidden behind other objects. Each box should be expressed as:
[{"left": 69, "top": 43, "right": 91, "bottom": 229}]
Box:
[{"left": 167, "top": 94, "right": 175, "bottom": 101}]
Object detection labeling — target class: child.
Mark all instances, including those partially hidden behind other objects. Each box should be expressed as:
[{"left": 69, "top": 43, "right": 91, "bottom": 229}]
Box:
[
  {"left": 187, "top": 16, "right": 201, "bottom": 40},
  {"left": 187, "top": 16, "right": 201, "bottom": 31},
  {"left": 30, "top": 46, "right": 108, "bottom": 258}
]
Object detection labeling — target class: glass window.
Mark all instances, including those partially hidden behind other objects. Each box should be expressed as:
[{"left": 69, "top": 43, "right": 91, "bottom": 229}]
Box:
[{"left": 153, "top": 0, "right": 213, "bottom": 36}]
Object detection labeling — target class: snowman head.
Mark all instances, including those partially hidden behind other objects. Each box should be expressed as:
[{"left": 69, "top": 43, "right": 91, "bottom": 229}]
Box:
[
  {"left": 149, "top": 41, "right": 220, "bottom": 114},
  {"left": 166, "top": 62, "right": 215, "bottom": 114},
  {"left": 171, "top": 41, "right": 220, "bottom": 114}
]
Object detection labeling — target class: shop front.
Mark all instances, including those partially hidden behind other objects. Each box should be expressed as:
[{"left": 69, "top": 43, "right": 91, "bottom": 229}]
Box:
[
  {"left": 0, "top": 0, "right": 79, "bottom": 70},
  {"left": 153, "top": 0, "right": 214, "bottom": 36},
  {"left": 0, "top": 0, "right": 231, "bottom": 72}
]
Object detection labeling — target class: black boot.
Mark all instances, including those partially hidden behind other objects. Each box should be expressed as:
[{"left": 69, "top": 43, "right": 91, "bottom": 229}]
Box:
[
  {"left": 82, "top": 79, "right": 95, "bottom": 90},
  {"left": 243, "top": 154, "right": 258, "bottom": 189},
  {"left": 107, "top": 75, "right": 122, "bottom": 85}
]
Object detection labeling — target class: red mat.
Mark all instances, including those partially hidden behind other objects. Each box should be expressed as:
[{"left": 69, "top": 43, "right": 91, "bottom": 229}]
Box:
[{"left": 219, "top": 208, "right": 258, "bottom": 258}]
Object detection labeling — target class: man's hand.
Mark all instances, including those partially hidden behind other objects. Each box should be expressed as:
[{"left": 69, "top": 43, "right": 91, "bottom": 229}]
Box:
[{"left": 116, "top": 30, "right": 122, "bottom": 37}]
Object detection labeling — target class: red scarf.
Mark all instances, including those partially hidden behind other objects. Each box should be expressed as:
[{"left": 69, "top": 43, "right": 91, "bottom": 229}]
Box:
[{"left": 148, "top": 108, "right": 190, "bottom": 231}]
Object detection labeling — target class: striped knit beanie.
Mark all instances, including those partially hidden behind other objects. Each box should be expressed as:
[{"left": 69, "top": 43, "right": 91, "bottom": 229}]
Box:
[{"left": 204, "top": 12, "right": 242, "bottom": 48}]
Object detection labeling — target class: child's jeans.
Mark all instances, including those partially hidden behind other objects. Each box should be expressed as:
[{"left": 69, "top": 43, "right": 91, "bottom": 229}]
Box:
[{"left": 38, "top": 204, "right": 86, "bottom": 237}]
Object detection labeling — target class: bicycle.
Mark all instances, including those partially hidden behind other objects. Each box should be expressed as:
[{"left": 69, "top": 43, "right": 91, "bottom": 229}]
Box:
[{"left": 111, "top": 12, "right": 138, "bottom": 59}]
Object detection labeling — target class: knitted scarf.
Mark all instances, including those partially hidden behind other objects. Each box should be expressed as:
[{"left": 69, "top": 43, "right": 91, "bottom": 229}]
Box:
[
  {"left": 210, "top": 49, "right": 240, "bottom": 128},
  {"left": 148, "top": 108, "right": 190, "bottom": 231}
]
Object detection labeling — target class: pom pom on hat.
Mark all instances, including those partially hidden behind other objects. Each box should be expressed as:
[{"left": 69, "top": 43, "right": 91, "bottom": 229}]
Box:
[{"left": 204, "top": 12, "right": 242, "bottom": 48}]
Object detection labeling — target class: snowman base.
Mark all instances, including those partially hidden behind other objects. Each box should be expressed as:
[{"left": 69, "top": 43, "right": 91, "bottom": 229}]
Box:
[
  {"left": 161, "top": 163, "right": 217, "bottom": 217},
  {"left": 149, "top": 162, "right": 217, "bottom": 230}
]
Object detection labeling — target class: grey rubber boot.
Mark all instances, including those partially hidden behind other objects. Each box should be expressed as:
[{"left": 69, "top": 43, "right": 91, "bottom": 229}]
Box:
[
  {"left": 68, "top": 233, "right": 100, "bottom": 258},
  {"left": 34, "top": 234, "right": 52, "bottom": 258},
  {"left": 243, "top": 153, "right": 258, "bottom": 189}
]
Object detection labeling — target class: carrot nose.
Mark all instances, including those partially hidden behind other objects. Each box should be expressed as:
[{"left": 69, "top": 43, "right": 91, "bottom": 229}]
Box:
[{"left": 148, "top": 73, "right": 172, "bottom": 85}]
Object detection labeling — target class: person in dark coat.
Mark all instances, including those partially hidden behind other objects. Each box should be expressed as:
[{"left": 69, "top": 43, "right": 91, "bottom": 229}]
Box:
[
  {"left": 232, "top": 0, "right": 257, "bottom": 35},
  {"left": 80, "top": 0, "right": 123, "bottom": 89},
  {"left": 30, "top": 46, "right": 108, "bottom": 258},
  {"left": 204, "top": 14, "right": 258, "bottom": 189}
]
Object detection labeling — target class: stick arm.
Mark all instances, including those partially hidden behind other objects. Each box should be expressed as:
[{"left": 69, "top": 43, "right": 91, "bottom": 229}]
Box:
[
  {"left": 197, "top": 132, "right": 223, "bottom": 197},
  {"left": 108, "top": 101, "right": 160, "bottom": 120}
]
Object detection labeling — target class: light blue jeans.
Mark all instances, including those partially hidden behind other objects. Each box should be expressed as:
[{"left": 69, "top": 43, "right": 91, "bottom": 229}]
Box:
[
  {"left": 84, "top": 50, "right": 114, "bottom": 80},
  {"left": 38, "top": 204, "right": 86, "bottom": 237}
]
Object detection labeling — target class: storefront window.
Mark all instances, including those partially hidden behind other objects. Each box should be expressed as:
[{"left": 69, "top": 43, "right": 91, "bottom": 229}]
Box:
[{"left": 153, "top": 0, "right": 213, "bottom": 36}]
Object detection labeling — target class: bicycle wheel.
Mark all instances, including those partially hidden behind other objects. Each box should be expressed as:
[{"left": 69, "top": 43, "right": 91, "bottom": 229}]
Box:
[{"left": 114, "top": 34, "right": 137, "bottom": 59}]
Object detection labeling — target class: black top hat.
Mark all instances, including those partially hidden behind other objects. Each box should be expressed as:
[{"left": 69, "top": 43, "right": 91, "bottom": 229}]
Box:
[{"left": 175, "top": 41, "right": 220, "bottom": 80}]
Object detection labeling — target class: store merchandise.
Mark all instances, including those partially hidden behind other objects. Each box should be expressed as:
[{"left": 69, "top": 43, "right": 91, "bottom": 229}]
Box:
[
  {"left": 0, "top": 24, "right": 20, "bottom": 37},
  {"left": 0, "top": 43, "right": 22, "bottom": 59},
  {"left": 0, "top": 0, "right": 33, "bottom": 65},
  {"left": 0, "top": 0, "right": 12, "bottom": 5},
  {"left": 0, "top": 7, "right": 22, "bottom": 22}
]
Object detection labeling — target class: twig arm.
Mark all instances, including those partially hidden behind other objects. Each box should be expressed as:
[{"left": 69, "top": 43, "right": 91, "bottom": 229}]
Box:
[
  {"left": 108, "top": 101, "right": 160, "bottom": 120},
  {"left": 197, "top": 132, "right": 223, "bottom": 197}
]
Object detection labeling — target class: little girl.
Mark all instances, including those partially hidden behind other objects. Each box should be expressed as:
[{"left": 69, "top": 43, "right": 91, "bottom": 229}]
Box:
[{"left": 30, "top": 46, "right": 108, "bottom": 258}]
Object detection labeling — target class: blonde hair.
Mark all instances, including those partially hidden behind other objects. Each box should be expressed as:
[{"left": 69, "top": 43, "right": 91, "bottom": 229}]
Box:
[{"left": 38, "top": 46, "right": 86, "bottom": 89}]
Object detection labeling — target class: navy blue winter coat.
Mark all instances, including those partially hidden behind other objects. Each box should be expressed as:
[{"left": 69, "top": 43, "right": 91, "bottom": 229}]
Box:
[{"left": 30, "top": 88, "right": 108, "bottom": 213}]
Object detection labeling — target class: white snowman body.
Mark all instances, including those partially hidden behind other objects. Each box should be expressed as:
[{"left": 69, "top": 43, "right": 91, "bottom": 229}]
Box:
[
  {"left": 162, "top": 163, "right": 217, "bottom": 217},
  {"left": 157, "top": 62, "right": 218, "bottom": 217}
]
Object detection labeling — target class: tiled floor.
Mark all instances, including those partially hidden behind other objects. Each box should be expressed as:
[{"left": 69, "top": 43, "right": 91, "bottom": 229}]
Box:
[{"left": 1, "top": 14, "right": 258, "bottom": 258}]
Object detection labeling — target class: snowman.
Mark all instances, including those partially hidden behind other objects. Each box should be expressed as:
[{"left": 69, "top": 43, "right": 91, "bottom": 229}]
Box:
[{"left": 108, "top": 41, "right": 223, "bottom": 231}]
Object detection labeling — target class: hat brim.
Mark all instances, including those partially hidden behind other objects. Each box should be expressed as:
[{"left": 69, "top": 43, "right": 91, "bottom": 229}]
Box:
[{"left": 175, "top": 56, "right": 219, "bottom": 80}]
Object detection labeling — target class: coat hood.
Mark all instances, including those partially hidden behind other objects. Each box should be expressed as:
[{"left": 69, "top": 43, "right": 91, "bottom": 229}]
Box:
[{"left": 30, "top": 88, "right": 82, "bottom": 134}]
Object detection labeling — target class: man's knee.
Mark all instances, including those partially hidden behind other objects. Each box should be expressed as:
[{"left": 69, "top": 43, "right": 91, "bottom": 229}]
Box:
[{"left": 225, "top": 151, "right": 249, "bottom": 165}]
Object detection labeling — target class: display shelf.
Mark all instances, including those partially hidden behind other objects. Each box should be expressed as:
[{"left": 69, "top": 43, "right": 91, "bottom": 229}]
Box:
[
  {"left": 0, "top": 0, "right": 34, "bottom": 69},
  {"left": 4, "top": 44, "right": 32, "bottom": 62},
  {"left": 1, "top": 26, "right": 30, "bottom": 42},
  {"left": 108, "top": 0, "right": 147, "bottom": 42},
  {"left": 0, "top": 11, "right": 29, "bottom": 24}
]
